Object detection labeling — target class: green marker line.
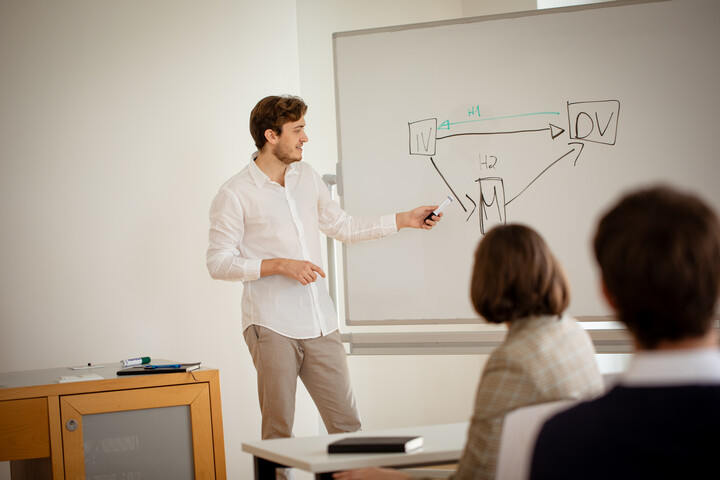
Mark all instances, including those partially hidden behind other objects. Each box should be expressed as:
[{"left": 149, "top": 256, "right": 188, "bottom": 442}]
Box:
[{"left": 439, "top": 111, "right": 560, "bottom": 130}]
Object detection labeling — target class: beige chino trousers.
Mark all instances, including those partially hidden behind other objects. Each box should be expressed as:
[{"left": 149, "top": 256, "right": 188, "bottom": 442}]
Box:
[{"left": 243, "top": 325, "right": 362, "bottom": 441}]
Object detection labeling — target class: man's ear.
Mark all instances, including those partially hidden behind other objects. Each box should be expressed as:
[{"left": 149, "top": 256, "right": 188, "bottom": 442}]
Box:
[
  {"left": 601, "top": 278, "right": 618, "bottom": 310},
  {"left": 264, "top": 128, "right": 278, "bottom": 145}
]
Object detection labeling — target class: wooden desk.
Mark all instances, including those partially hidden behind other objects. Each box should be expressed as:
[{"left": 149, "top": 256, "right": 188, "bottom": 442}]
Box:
[
  {"left": 0, "top": 362, "right": 226, "bottom": 479},
  {"left": 242, "top": 422, "right": 468, "bottom": 480}
]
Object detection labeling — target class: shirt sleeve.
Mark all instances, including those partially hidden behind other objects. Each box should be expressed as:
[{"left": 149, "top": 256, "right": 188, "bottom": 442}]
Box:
[
  {"left": 313, "top": 169, "right": 398, "bottom": 243},
  {"left": 206, "top": 187, "right": 262, "bottom": 282},
  {"left": 452, "top": 353, "right": 538, "bottom": 480}
]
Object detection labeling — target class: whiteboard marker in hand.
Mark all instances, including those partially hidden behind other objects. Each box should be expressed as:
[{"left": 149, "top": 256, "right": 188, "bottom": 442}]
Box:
[{"left": 425, "top": 195, "right": 453, "bottom": 222}]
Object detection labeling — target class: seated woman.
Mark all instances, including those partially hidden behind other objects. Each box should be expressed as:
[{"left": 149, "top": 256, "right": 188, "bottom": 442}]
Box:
[{"left": 333, "top": 224, "right": 605, "bottom": 480}]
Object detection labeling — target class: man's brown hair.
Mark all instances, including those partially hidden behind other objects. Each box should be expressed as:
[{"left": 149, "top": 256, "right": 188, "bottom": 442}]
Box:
[
  {"left": 594, "top": 185, "right": 720, "bottom": 348},
  {"left": 471, "top": 224, "right": 570, "bottom": 324},
  {"left": 249, "top": 95, "right": 307, "bottom": 150}
]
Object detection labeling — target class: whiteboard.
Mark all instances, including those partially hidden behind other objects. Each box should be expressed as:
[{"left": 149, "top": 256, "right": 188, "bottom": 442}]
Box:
[{"left": 333, "top": 0, "right": 720, "bottom": 325}]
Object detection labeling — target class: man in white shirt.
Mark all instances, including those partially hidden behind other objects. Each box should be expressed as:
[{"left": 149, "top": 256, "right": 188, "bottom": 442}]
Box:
[
  {"left": 206, "top": 95, "right": 441, "bottom": 471},
  {"left": 530, "top": 185, "right": 720, "bottom": 480}
]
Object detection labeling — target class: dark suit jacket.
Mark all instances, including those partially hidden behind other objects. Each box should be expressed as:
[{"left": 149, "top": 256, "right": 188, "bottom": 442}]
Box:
[{"left": 530, "top": 385, "right": 720, "bottom": 480}]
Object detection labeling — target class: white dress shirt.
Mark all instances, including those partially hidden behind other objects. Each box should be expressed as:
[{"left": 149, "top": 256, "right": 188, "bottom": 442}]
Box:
[
  {"left": 620, "top": 347, "right": 720, "bottom": 386},
  {"left": 207, "top": 154, "right": 398, "bottom": 338}
]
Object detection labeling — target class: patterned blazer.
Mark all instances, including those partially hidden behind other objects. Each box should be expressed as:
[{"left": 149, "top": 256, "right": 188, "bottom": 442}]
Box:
[{"left": 449, "top": 315, "right": 605, "bottom": 480}]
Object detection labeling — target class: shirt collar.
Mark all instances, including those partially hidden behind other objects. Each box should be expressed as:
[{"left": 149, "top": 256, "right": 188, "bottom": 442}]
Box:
[
  {"left": 507, "top": 314, "right": 563, "bottom": 335},
  {"left": 248, "top": 151, "right": 299, "bottom": 188},
  {"left": 621, "top": 347, "right": 720, "bottom": 386}
]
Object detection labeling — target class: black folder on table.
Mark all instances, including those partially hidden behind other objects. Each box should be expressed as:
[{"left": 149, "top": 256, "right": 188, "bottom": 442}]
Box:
[
  {"left": 117, "top": 362, "right": 201, "bottom": 375},
  {"left": 328, "top": 435, "right": 423, "bottom": 453}
]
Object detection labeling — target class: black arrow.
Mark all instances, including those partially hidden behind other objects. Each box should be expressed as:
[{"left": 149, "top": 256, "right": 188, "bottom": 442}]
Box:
[
  {"left": 430, "top": 157, "right": 467, "bottom": 212},
  {"left": 505, "top": 145, "right": 583, "bottom": 206},
  {"left": 436, "top": 123, "right": 565, "bottom": 141}
]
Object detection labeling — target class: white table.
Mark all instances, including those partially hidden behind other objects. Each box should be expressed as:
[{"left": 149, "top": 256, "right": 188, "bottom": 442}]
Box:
[{"left": 242, "top": 422, "right": 468, "bottom": 480}]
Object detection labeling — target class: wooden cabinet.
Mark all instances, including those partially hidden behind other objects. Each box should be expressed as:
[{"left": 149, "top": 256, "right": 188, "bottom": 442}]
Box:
[
  {"left": 0, "top": 398, "right": 50, "bottom": 461},
  {"left": 0, "top": 364, "right": 226, "bottom": 479}
]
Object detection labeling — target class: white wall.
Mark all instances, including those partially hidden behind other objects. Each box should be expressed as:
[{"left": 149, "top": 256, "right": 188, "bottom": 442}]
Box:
[
  {"left": 0, "top": 1, "right": 302, "bottom": 478},
  {"left": 0, "top": 1, "right": 617, "bottom": 478}
]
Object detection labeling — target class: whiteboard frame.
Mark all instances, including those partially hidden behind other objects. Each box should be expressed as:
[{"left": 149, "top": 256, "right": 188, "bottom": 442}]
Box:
[
  {"left": 331, "top": 0, "right": 718, "bottom": 337},
  {"left": 333, "top": 0, "right": 663, "bottom": 328}
]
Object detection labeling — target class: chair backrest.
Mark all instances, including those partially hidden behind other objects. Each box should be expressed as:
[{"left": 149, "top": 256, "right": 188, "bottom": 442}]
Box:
[
  {"left": 603, "top": 372, "right": 621, "bottom": 389},
  {"left": 495, "top": 399, "right": 577, "bottom": 480}
]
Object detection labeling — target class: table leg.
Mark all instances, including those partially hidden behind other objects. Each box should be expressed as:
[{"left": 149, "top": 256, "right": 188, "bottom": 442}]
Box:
[{"left": 253, "top": 456, "right": 285, "bottom": 480}]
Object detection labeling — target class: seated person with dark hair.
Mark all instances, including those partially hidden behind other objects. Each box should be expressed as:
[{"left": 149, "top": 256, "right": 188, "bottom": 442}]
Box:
[
  {"left": 530, "top": 185, "right": 720, "bottom": 480},
  {"left": 334, "top": 224, "right": 604, "bottom": 480}
]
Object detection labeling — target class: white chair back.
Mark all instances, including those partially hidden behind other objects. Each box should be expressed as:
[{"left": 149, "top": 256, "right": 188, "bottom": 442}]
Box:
[{"left": 495, "top": 400, "right": 577, "bottom": 480}]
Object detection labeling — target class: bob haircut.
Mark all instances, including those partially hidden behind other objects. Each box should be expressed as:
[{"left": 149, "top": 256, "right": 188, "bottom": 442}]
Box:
[
  {"left": 471, "top": 224, "right": 570, "bottom": 324},
  {"left": 594, "top": 185, "right": 720, "bottom": 348},
  {"left": 249, "top": 95, "right": 307, "bottom": 150}
]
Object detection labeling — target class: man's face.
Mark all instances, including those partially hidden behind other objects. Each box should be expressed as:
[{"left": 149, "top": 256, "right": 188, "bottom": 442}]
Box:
[{"left": 273, "top": 117, "right": 308, "bottom": 165}]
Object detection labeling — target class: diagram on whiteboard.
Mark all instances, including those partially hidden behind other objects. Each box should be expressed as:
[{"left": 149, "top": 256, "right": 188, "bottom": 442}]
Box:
[{"left": 408, "top": 99, "right": 620, "bottom": 234}]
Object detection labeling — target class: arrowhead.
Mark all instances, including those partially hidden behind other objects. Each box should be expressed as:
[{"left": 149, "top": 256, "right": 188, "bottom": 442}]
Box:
[
  {"left": 549, "top": 123, "right": 565, "bottom": 140},
  {"left": 438, "top": 119, "right": 451, "bottom": 130}
]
